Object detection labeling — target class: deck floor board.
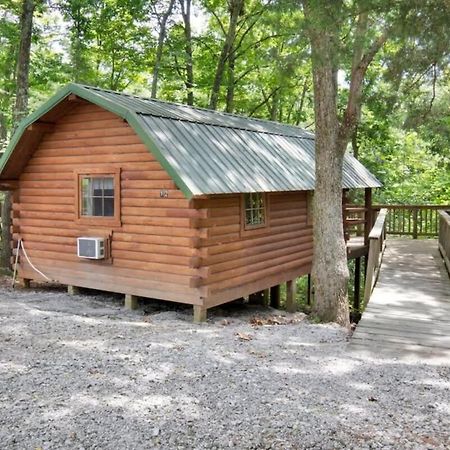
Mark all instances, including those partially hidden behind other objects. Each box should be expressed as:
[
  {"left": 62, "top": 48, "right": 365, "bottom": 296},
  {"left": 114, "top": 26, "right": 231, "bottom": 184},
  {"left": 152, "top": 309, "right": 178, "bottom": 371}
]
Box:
[{"left": 349, "top": 239, "right": 450, "bottom": 363}]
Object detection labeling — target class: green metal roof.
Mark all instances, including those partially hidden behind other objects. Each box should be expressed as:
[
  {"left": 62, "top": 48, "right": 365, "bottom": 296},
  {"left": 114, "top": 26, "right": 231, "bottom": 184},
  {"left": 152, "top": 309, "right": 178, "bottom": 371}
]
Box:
[{"left": 0, "top": 83, "right": 382, "bottom": 198}]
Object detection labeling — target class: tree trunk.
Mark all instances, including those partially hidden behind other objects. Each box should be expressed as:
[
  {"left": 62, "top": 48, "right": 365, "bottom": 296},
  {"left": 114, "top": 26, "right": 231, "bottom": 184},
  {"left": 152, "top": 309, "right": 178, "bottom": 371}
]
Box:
[
  {"left": 0, "top": 113, "right": 7, "bottom": 151},
  {"left": 13, "top": 0, "right": 35, "bottom": 126},
  {"left": 1, "top": 0, "right": 35, "bottom": 271},
  {"left": 310, "top": 63, "right": 350, "bottom": 327},
  {"left": 303, "top": 0, "right": 388, "bottom": 327},
  {"left": 0, "top": 193, "right": 12, "bottom": 271},
  {"left": 303, "top": 0, "right": 350, "bottom": 328},
  {"left": 208, "top": 0, "right": 244, "bottom": 110},
  {"left": 225, "top": 55, "right": 235, "bottom": 113},
  {"left": 151, "top": 0, "right": 176, "bottom": 99},
  {"left": 180, "top": 0, "right": 194, "bottom": 105}
]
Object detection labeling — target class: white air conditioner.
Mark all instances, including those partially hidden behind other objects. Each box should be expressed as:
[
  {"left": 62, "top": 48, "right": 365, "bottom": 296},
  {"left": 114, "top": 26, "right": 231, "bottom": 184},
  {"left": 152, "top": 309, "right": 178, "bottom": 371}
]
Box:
[{"left": 77, "top": 237, "right": 105, "bottom": 259}]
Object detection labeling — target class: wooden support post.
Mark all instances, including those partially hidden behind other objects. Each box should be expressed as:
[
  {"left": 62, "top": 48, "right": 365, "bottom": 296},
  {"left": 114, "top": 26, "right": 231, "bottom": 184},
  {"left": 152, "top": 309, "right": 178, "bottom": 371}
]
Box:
[
  {"left": 22, "top": 278, "right": 31, "bottom": 288},
  {"left": 342, "top": 189, "right": 349, "bottom": 241},
  {"left": 263, "top": 289, "right": 270, "bottom": 307},
  {"left": 364, "top": 188, "right": 372, "bottom": 245},
  {"left": 124, "top": 294, "right": 138, "bottom": 310},
  {"left": 193, "top": 305, "right": 207, "bottom": 323},
  {"left": 412, "top": 208, "right": 418, "bottom": 239},
  {"left": 67, "top": 285, "right": 81, "bottom": 295},
  {"left": 270, "top": 285, "right": 281, "bottom": 309},
  {"left": 286, "top": 279, "right": 297, "bottom": 313},
  {"left": 248, "top": 291, "right": 264, "bottom": 305},
  {"left": 307, "top": 274, "right": 312, "bottom": 306},
  {"left": 354, "top": 257, "right": 361, "bottom": 312}
]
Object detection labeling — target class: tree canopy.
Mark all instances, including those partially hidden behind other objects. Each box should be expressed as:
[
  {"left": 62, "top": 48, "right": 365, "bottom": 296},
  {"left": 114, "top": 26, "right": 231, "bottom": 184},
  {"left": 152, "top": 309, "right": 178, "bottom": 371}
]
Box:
[{"left": 0, "top": 0, "right": 447, "bottom": 204}]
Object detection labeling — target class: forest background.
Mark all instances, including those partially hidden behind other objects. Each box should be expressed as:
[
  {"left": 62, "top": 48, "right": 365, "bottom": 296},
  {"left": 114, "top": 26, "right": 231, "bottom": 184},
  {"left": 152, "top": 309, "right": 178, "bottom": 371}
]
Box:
[{"left": 0, "top": 0, "right": 449, "bottom": 205}]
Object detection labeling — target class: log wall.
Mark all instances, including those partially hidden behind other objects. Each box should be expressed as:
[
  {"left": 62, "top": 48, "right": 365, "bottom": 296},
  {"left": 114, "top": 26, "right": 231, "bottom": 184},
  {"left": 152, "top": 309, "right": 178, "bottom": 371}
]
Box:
[
  {"left": 14, "top": 100, "right": 313, "bottom": 310},
  {"left": 194, "top": 192, "right": 313, "bottom": 308},
  {"left": 15, "top": 102, "right": 204, "bottom": 304}
]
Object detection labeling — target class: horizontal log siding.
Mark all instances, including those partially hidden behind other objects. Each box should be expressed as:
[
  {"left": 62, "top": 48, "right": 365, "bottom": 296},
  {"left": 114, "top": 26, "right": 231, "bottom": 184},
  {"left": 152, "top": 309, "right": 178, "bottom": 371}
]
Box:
[
  {"left": 196, "top": 192, "right": 313, "bottom": 307},
  {"left": 16, "top": 102, "right": 203, "bottom": 305}
]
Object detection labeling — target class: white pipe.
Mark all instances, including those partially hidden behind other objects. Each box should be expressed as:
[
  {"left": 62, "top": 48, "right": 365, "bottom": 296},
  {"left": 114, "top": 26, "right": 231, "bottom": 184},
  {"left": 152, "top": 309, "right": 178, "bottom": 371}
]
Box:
[
  {"left": 12, "top": 239, "right": 52, "bottom": 287},
  {"left": 12, "top": 238, "right": 21, "bottom": 289}
]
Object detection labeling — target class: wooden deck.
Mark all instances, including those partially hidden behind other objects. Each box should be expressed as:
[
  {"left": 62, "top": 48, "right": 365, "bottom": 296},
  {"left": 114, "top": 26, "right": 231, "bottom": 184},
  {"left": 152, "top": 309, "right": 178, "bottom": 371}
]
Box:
[{"left": 350, "top": 239, "right": 450, "bottom": 363}]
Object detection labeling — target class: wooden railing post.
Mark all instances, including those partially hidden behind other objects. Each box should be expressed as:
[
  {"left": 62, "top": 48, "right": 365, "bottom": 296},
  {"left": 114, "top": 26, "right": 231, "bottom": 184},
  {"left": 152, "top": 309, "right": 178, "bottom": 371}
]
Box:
[
  {"left": 363, "top": 208, "right": 388, "bottom": 307},
  {"left": 412, "top": 208, "right": 418, "bottom": 239},
  {"left": 364, "top": 188, "right": 372, "bottom": 245},
  {"left": 438, "top": 210, "right": 450, "bottom": 276}
]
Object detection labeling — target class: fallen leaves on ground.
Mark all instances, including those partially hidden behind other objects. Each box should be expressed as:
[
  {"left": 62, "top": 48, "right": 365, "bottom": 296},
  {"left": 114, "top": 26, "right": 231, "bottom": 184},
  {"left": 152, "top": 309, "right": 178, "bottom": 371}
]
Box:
[
  {"left": 236, "top": 332, "right": 253, "bottom": 341},
  {"left": 250, "top": 314, "right": 304, "bottom": 327}
]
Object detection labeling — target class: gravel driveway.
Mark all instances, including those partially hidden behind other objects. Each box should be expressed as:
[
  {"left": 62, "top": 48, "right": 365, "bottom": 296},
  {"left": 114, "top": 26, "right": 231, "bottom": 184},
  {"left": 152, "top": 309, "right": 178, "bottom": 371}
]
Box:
[{"left": 0, "top": 281, "right": 449, "bottom": 449}]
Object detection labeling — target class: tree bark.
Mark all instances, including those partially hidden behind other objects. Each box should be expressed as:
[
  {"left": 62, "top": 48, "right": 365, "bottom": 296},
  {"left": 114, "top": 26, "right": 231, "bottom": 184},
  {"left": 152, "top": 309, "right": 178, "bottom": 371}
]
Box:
[
  {"left": 151, "top": 0, "right": 176, "bottom": 99},
  {"left": 225, "top": 54, "right": 236, "bottom": 113},
  {"left": 1, "top": 0, "right": 35, "bottom": 271},
  {"left": 13, "top": 0, "right": 35, "bottom": 126},
  {"left": 303, "top": 0, "right": 389, "bottom": 327},
  {"left": 208, "top": 0, "right": 244, "bottom": 110},
  {"left": 303, "top": 0, "right": 350, "bottom": 328},
  {"left": 180, "top": 0, "right": 194, "bottom": 105}
]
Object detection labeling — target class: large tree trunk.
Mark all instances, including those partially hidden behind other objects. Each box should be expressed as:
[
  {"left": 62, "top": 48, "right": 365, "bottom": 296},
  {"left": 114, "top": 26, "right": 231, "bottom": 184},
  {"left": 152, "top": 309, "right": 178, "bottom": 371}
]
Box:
[
  {"left": 208, "top": 0, "right": 244, "bottom": 110},
  {"left": 180, "top": 0, "right": 194, "bottom": 105},
  {"left": 310, "top": 62, "right": 350, "bottom": 327},
  {"left": 1, "top": 0, "right": 35, "bottom": 271},
  {"left": 303, "top": 0, "right": 350, "bottom": 328},
  {"left": 303, "top": 0, "right": 388, "bottom": 327},
  {"left": 151, "top": 0, "right": 176, "bottom": 99}
]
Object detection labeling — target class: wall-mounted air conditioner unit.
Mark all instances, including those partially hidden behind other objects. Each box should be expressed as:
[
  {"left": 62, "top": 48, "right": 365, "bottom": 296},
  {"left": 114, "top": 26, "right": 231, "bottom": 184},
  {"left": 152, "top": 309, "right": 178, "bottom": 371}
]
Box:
[{"left": 77, "top": 237, "right": 105, "bottom": 259}]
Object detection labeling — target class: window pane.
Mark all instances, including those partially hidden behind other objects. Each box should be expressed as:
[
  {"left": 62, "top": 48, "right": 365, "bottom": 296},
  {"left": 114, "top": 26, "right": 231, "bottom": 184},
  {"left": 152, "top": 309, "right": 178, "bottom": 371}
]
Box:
[
  {"left": 92, "top": 197, "right": 103, "bottom": 216},
  {"left": 80, "top": 175, "right": 115, "bottom": 218},
  {"left": 104, "top": 198, "right": 114, "bottom": 216},
  {"left": 92, "top": 178, "right": 103, "bottom": 197},
  {"left": 244, "top": 193, "right": 265, "bottom": 228}
]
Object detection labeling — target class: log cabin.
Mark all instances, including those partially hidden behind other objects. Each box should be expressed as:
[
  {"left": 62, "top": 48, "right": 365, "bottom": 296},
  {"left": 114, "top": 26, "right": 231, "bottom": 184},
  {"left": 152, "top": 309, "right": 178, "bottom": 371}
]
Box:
[{"left": 0, "top": 84, "right": 381, "bottom": 321}]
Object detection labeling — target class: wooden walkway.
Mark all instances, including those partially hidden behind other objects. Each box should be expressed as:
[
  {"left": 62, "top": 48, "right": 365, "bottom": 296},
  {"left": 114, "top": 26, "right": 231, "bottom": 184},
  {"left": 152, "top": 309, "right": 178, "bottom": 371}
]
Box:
[{"left": 350, "top": 239, "right": 450, "bottom": 363}]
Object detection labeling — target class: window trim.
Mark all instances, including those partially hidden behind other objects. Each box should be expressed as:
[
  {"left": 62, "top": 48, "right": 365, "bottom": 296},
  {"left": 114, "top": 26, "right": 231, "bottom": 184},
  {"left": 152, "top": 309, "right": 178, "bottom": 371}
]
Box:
[
  {"left": 240, "top": 192, "right": 269, "bottom": 235},
  {"left": 74, "top": 168, "right": 121, "bottom": 227}
]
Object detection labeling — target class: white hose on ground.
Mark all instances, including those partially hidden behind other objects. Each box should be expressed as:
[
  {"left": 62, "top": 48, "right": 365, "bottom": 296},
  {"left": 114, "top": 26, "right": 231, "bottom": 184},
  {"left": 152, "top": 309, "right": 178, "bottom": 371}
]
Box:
[{"left": 12, "top": 238, "right": 52, "bottom": 288}]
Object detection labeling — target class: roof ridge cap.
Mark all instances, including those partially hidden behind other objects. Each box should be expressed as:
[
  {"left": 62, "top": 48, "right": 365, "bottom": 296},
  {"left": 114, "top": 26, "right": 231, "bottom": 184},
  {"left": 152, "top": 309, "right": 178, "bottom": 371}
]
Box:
[{"left": 75, "top": 83, "right": 313, "bottom": 136}]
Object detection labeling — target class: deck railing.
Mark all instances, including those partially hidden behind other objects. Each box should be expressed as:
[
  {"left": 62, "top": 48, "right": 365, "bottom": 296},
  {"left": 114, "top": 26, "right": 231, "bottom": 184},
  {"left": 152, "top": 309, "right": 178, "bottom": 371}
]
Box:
[
  {"left": 438, "top": 210, "right": 450, "bottom": 275},
  {"left": 345, "top": 204, "right": 450, "bottom": 241},
  {"left": 373, "top": 205, "right": 450, "bottom": 238},
  {"left": 363, "top": 208, "right": 388, "bottom": 306}
]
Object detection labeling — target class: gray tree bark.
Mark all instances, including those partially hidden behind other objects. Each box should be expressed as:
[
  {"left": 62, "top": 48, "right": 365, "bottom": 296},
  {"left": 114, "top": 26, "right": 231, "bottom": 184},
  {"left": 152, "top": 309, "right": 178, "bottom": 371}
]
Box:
[
  {"left": 151, "top": 0, "right": 176, "bottom": 99},
  {"left": 13, "top": 0, "right": 35, "bottom": 126},
  {"left": 303, "top": 0, "right": 388, "bottom": 327},
  {"left": 180, "top": 0, "right": 194, "bottom": 105},
  {"left": 1, "top": 0, "right": 35, "bottom": 270},
  {"left": 208, "top": 0, "right": 244, "bottom": 110}
]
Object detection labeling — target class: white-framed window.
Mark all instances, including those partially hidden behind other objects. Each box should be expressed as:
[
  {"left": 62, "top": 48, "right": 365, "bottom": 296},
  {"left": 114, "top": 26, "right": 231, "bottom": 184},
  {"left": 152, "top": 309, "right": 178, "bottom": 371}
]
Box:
[{"left": 243, "top": 192, "right": 266, "bottom": 229}]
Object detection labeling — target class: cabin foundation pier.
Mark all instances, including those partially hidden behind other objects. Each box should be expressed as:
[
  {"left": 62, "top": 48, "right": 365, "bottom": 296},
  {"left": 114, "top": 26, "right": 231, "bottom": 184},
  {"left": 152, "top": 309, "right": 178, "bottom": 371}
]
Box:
[
  {"left": 286, "top": 279, "right": 297, "bottom": 313},
  {"left": 124, "top": 294, "right": 138, "bottom": 310},
  {"left": 270, "top": 285, "right": 281, "bottom": 309},
  {"left": 67, "top": 285, "right": 81, "bottom": 295},
  {"left": 193, "top": 305, "right": 207, "bottom": 323}
]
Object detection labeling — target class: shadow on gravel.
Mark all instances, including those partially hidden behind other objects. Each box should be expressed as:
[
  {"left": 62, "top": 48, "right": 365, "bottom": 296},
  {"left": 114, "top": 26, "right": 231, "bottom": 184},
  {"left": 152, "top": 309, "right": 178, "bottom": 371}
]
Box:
[{"left": 0, "top": 280, "right": 449, "bottom": 449}]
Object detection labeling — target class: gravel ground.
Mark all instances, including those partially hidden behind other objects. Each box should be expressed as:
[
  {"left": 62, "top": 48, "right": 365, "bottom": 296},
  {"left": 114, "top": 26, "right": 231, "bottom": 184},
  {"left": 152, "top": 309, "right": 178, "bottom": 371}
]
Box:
[{"left": 0, "top": 280, "right": 449, "bottom": 450}]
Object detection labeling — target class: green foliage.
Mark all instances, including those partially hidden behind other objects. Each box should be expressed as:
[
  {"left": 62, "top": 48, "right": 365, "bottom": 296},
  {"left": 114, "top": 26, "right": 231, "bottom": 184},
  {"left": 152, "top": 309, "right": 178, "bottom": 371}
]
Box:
[{"left": 0, "top": 0, "right": 448, "bottom": 206}]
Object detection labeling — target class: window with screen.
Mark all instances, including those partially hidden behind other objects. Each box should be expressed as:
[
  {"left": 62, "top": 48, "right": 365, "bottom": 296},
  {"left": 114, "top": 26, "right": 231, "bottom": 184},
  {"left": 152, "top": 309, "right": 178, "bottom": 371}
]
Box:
[{"left": 243, "top": 192, "right": 266, "bottom": 229}]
